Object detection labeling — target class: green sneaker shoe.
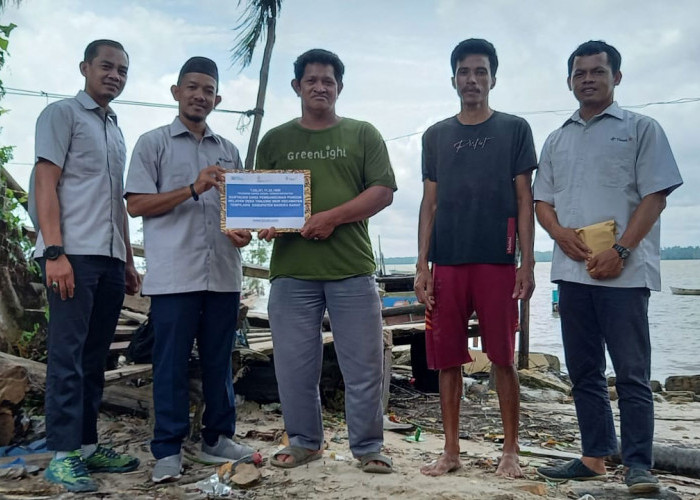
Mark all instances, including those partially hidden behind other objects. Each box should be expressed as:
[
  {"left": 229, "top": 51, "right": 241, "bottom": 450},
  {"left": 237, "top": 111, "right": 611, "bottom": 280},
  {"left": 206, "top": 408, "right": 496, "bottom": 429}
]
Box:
[
  {"left": 85, "top": 444, "right": 140, "bottom": 473},
  {"left": 44, "top": 451, "right": 98, "bottom": 492}
]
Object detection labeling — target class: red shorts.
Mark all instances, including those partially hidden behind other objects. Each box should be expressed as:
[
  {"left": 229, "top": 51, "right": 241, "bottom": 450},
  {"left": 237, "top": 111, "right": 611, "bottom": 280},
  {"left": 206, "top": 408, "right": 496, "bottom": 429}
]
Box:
[{"left": 425, "top": 263, "right": 518, "bottom": 370}]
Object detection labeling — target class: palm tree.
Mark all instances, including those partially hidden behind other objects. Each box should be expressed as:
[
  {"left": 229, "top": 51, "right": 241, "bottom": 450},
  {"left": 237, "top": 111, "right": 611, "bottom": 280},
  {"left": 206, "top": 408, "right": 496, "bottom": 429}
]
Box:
[{"left": 230, "top": 0, "right": 282, "bottom": 170}]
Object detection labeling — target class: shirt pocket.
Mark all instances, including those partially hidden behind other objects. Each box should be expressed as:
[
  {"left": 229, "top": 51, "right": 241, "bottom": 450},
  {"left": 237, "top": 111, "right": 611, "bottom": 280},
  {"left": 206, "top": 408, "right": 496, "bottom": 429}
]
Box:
[{"left": 594, "top": 142, "right": 636, "bottom": 189}]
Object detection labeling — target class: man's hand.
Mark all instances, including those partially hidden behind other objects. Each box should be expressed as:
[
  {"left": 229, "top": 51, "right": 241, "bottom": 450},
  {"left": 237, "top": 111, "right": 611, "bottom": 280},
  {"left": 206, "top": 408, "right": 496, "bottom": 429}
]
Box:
[
  {"left": 225, "top": 229, "right": 252, "bottom": 247},
  {"left": 553, "top": 227, "right": 591, "bottom": 261},
  {"left": 513, "top": 264, "right": 535, "bottom": 300},
  {"left": 125, "top": 263, "right": 141, "bottom": 295},
  {"left": 193, "top": 165, "right": 226, "bottom": 195},
  {"left": 46, "top": 255, "right": 74, "bottom": 300},
  {"left": 257, "top": 227, "right": 278, "bottom": 242},
  {"left": 587, "top": 248, "right": 623, "bottom": 280},
  {"left": 300, "top": 211, "right": 337, "bottom": 240},
  {"left": 414, "top": 265, "right": 435, "bottom": 311}
]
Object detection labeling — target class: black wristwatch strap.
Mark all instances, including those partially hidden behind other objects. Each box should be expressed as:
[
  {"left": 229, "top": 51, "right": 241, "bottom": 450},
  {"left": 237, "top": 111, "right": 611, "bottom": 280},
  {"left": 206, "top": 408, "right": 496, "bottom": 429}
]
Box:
[
  {"left": 613, "top": 243, "right": 631, "bottom": 260},
  {"left": 189, "top": 183, "right": 199, "bottom": 201}
]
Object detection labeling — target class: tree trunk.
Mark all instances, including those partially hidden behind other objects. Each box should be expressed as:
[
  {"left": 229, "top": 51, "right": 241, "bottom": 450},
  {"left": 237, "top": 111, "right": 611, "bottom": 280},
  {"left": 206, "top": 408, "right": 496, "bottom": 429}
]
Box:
[{"left": 243, "top": 15, "right": 276, "bottom": 170}]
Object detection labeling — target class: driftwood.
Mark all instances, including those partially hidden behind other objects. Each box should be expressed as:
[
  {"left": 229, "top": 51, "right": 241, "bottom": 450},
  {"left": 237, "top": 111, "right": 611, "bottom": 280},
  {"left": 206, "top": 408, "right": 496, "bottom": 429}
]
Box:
[
  {"left": 101, "top": 384, "right": 152, "bottom": 417},
  {"left": 0, "top": 351, "right": 151, "bottom": 387},
  {"left": 609, "top": 440, "right": 700, "bottom": 479},
  {"left": 525, "top": 438, "right": 700, "bottom": 480}
]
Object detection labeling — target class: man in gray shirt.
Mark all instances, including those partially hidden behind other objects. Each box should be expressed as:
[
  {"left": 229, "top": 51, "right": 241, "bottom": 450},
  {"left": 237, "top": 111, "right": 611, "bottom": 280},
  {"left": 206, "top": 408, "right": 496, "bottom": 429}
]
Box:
[
  {"left": 125, "top": 57, "right": 254, "bottom": 483},
  {"left": 534, "top": 40, "right": 683, "bottom": 495},
  {"left": 30, "top": 39, "right": 140, "bottom": 493}
]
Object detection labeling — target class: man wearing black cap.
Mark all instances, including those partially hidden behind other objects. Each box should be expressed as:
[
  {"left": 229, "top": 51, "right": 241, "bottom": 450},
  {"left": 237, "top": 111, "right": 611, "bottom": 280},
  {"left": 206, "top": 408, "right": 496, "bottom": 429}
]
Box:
[{"left": 125, "top": 57, "right": 254, "bottom": 483}]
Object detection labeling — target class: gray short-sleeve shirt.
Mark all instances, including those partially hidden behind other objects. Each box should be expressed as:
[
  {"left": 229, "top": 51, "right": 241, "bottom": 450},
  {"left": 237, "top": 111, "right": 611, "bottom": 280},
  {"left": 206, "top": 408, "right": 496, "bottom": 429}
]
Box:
[
  {"left": 30, "top": 90, "right": 128, "bottom": 261},
  {"left": 533, "top": 102, "right": 683, "bottom": 290},
  {"left": 125, "top": 117, "right": 243, "bottom": 295}
]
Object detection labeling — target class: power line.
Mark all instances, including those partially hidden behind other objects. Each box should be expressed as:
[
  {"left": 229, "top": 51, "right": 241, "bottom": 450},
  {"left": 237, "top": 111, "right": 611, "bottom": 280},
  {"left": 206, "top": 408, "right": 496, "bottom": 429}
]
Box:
[
  {"left": 384, "top": 97, "right": 700, "bottom": 142},
  {"left": 4, "top": 86, "right": 699, "bottom": 143},
  {"left": 2, "top": 87, "right": 255, "bottom": 116}
]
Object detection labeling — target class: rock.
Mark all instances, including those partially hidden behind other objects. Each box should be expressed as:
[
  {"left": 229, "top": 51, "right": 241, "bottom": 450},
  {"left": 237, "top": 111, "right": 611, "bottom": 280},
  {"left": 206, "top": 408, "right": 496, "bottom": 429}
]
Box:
[
  {"left": 665, "top": 375, "right": 700, "bottom": 394},
  {"left": 518, "top": 369, "right": 571, "bottom": 394},
  {"left": 230, "top": 463, "right": 262, "bottom": 487},
  {"left": 520, "top": 387, "right": 569, "bottom": 403},
  {"left": 463, "top": 351, "right": 561, "bottom": 376},
  {"left": 516, "top": 483, "right": 547, "bottom": 496},
  {"left": 650, "top": 380, "right": 663, "bottom": 393},
  {"left": 0, "top": 365, "right": 28, "bottom": 404},
  {"left": 608, "top": 386, "right": 618, "bottom": 401},
  {"left": 664, "top": 391, "right": 696, "bottom": 403},
  {"left": 392, "top": 345, "right": 411, "bottom": 366}
]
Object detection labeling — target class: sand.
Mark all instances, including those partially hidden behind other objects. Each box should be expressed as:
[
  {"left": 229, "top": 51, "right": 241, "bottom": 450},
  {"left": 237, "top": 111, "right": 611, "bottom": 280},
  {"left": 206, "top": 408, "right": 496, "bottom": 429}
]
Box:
[{"left": 2, "top": 386, "right": 700, "bottom": 499}]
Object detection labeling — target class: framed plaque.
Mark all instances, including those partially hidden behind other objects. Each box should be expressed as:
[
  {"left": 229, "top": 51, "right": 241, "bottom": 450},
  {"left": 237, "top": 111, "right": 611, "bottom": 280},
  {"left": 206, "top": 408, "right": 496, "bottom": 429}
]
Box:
[{"left": 220, "top": 170, "right": 311, "bottom": 232}]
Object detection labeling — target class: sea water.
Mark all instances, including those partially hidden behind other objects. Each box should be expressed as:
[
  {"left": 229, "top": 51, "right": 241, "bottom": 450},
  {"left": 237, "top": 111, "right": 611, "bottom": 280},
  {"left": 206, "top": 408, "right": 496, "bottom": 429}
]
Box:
[{"left": 385, "top": 260, "right": 700, "bottom": 383}]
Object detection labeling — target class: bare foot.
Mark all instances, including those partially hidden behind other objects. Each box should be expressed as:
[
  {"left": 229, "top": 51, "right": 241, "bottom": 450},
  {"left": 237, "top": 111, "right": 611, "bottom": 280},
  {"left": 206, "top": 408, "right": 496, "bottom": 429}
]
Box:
[
  {"left": 495, "top": 451, "right": 523, "bottom": 478},
  {"left": 420, "top": 453, "right": 462, "bottom": 476}
]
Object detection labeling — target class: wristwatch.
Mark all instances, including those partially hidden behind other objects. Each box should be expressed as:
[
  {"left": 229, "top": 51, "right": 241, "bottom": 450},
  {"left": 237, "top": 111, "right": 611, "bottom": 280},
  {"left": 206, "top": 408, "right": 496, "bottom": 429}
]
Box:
[
  {"left": 612, "top": 243, "right": 631, "bottom": 260},
  {"left": 43, "top": 245, "right": 65, "bottom": 260}
]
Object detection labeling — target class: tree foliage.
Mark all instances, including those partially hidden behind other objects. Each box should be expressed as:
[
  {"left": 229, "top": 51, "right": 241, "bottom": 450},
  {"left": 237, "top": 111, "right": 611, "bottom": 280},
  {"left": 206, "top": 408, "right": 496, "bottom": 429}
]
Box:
[{"left": 230, "top": 0, "right": 282, "bottom": 69}]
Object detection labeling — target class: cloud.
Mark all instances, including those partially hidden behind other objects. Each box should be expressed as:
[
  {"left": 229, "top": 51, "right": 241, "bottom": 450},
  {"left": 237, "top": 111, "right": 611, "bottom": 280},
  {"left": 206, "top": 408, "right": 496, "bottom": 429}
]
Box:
[{"left": 1, "top": 0, "right": 698, "bottom": 257}]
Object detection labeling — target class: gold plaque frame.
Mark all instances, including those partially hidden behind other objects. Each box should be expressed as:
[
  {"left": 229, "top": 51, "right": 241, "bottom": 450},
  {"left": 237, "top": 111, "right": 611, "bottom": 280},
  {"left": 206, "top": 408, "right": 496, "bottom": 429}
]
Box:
[{"left": 219, "top": 169, "right": 311, "bottom": 232}]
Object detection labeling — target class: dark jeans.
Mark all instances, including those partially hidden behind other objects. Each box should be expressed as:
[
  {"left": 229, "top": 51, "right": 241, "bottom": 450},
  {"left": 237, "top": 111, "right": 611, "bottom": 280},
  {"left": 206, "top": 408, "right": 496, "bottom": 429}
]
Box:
[
  {"left": 40, "top": 255, "right": 125, "bottom": 451},
  {"left": 558, "top": 281, "right": 653, "bottom": 469},
  {"left": 150, "top": 291, "right": 239, "bottom": 459}
]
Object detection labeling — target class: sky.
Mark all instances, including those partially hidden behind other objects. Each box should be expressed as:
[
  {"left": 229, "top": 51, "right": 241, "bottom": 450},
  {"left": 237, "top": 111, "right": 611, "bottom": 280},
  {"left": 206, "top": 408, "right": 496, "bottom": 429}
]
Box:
[{"left": 1, "top": 0, "right": 698, "bottom": 258}]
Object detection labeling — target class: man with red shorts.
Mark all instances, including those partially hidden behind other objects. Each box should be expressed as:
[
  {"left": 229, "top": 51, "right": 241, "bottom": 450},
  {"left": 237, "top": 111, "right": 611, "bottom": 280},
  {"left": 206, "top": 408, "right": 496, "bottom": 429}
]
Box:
[{"left": 415, "top": 38, "right": 537, "bottom": 478}]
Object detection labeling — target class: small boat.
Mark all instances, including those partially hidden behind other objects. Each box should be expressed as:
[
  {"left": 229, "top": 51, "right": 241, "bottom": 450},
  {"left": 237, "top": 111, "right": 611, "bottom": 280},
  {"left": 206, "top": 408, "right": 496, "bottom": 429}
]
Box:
[{"left": 669, "top": 286, "right": 700, "bottom": 296}]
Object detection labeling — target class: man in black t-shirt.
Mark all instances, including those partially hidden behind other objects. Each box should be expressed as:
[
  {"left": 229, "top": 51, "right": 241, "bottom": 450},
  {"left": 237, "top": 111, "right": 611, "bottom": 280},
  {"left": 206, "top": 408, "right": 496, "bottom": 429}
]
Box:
[{"left": 415, "top": 39, "right": 537, "bottom": 478}]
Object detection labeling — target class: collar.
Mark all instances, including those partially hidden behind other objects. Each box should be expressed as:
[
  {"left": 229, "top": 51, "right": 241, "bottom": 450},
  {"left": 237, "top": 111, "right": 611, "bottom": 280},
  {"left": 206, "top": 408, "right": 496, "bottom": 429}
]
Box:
[
  {"left": 169, "top": 116, "right": 220, "bottom": 144},
  {"left": 562, "top": 101, "right": 624, "bottom": 128},
  {"left": 75, "top": 90, "right": 117, "bottom": 121}
]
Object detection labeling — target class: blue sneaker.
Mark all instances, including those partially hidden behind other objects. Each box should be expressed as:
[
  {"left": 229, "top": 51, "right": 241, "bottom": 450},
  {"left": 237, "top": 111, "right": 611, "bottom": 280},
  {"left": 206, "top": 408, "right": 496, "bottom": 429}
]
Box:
[
  {"left": 44, "top": 451, "right": 98, "bottom": 492},
  {"left": 85, "top": 444, "right": 140, "bottom": 473}
]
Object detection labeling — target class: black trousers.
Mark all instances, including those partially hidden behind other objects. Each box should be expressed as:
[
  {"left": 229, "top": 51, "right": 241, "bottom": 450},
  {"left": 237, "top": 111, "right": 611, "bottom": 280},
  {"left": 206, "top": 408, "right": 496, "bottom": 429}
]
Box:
[
  {"left": 559, "top": 281, "right": 653, "bottom": 469},
  {"left": 41, "top": 255, "right": 125, "bottom": 451}
]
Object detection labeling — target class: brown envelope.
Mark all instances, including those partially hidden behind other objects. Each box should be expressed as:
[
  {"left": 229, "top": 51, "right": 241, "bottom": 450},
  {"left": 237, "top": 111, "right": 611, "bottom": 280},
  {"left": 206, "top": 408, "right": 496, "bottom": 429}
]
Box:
[{"left": 575, "top": 219, "right": 616, "bottom": 256}]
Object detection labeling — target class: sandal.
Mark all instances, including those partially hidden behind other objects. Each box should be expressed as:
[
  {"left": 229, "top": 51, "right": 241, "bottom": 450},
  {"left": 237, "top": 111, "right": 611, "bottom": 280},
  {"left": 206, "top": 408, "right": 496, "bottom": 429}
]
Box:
[
  {"left": 270, "top": 446, "right": 322, "bottom": 468},
  {"left": 360, "top": 452, "right": 393, "bottom": 474}
]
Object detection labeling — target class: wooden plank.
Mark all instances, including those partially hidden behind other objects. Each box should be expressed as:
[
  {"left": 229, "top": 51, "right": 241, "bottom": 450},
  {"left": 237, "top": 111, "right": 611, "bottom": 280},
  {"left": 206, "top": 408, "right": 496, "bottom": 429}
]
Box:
[
  {"left": 518, "top": 300, "right": 530, "bottom": 370},
  {"left": 101, "top": 384, "right": 152, "bottom": 416},
  {"left": 110, "top": 341, "right": 130, "bottom": 351},
  {"left": 242, "top": 263, "right": 270, "bottom": 279},
  {"left": 120, "top": 309, "right": 148, "bottom": 323},
  {"left": 251, "top": 332, "right": 334, "bottom": 356},
  {"left": 104, "top": 363, "right": 152, "bottom": 385}
]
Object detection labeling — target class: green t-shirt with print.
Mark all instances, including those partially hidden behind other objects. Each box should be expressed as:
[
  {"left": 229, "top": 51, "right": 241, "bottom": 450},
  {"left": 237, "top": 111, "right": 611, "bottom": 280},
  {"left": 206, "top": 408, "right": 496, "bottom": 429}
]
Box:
[{"left": 256, "top": 118, "right": 397, "bottom": 280}]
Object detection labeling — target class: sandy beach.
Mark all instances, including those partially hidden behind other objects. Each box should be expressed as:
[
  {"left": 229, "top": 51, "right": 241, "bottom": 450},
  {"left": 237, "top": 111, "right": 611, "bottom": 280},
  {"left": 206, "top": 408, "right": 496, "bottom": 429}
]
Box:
[{"left": 3, "top": 374, "right": 700, "bottom": 500}]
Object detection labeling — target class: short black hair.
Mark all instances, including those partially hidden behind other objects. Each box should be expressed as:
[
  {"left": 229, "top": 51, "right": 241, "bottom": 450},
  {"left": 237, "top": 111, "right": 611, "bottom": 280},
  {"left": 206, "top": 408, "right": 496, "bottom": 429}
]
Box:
[
  {"left": 293, "top": 49, "right": 345, "bottom": 83},
  {"left": 450, "top": 39, "right": 498, "bottom": 77},
  {"left": 84, "top": 39, "right": 128, "bottom": 63},
  {"left": 567, "top": 40, "right": 621, "bottom": 77}
]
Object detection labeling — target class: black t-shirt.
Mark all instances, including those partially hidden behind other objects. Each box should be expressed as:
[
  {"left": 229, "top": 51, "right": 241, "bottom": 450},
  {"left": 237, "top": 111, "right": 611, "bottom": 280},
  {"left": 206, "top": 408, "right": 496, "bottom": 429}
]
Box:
[{"left": 422, "top": 112, "right": 537, "bottom": 265}]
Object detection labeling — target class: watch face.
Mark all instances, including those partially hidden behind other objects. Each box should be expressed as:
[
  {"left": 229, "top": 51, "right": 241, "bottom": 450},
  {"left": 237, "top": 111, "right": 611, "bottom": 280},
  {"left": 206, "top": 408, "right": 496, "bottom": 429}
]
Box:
[{"left": 44, "top": 246, "right": 63, "bottom": 260}]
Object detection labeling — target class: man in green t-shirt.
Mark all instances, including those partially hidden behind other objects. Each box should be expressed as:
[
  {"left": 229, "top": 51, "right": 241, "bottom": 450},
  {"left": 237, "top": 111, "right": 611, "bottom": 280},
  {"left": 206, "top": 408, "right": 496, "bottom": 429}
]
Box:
[{"left": 257, "top": 48, "right": 396, "bottom": 473}]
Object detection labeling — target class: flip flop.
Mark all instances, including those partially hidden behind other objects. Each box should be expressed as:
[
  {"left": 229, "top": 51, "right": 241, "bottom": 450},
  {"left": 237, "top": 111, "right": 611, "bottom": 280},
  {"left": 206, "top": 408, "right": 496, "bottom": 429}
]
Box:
[
  {"left": 270, "top": 446, "right": 322, "bottom": 469},
  {"left": 359, "top": 452, "right": 393, "bottom": 474}
]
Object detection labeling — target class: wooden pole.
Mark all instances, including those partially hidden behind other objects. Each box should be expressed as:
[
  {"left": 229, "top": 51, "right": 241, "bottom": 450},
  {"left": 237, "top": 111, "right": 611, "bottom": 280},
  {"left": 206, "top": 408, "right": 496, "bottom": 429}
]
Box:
[{"left": 518, "top": 299, "right": 530, "bottom": 370}]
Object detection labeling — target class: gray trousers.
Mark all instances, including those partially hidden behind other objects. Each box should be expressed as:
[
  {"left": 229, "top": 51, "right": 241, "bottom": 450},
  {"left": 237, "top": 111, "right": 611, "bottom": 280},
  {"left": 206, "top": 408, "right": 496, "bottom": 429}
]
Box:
[{"left": 268, "top": 276, "right": 384, "bottom": 458}]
